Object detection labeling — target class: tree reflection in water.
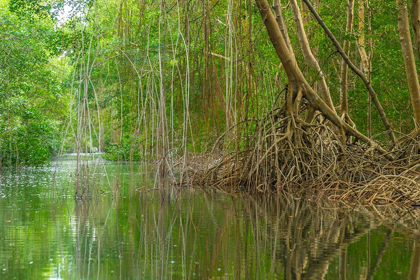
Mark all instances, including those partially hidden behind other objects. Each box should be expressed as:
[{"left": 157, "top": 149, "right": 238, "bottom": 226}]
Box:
[
  {"left": 69, "top": 191, "right": 420, "bottom": 279},
  {"left": 1, "top": 163, "right": 420, "bottom": 279}
]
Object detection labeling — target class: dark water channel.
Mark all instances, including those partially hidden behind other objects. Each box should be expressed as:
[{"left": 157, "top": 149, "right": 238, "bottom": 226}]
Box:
[{"left": 0, "top": 155, "right": 419, "bottom": 279}]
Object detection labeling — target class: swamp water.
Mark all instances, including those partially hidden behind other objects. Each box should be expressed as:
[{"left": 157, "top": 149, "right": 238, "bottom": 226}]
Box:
[{"left": 0, "top": 155, "right": 419, "bottom": 279}]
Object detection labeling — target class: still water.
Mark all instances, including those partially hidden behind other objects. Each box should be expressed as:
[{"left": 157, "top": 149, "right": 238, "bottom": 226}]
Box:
[{"left": 0, "top": 155, "right": 419, "bottom": 279}]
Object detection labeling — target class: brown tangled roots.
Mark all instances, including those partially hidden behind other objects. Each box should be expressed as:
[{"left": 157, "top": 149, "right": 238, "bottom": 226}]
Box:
[{"left": 180, "top": 102, "right": 420, "bottom": 207}]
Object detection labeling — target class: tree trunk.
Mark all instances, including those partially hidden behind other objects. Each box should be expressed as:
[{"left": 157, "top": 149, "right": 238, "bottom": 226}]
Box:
[
  {"left": 254, "top": 0, "right": 298, "bottom": 83},
  {"left": 367, "top": 0, "right": 374, "bottom": 138},
  {"left": 340, "top": 0, "right": 355, "bottom": 118},
  {"left": 273, "top": 0, "right": 296, "bottom": 61},
  {"left": 300, "top": 0, "right": 311, "bottom": 26},
  {"left": 409, "top": 240, "right": 420, "bottom": 280},
  {"left": 357, "top": 0, "right": 372, "bottom": 137},
  {"left": 397, "top": 0, "right": 420, "bottom": 127},
  {"left": 411, "top": 0, "right": 420, "bottom": 60},
  {"left": 254, "top": 0, "right": 391, "bottom": 157},
  {"left": 357, "top": 0, "right": 369, "bottom": 74},
  {"left": 302, "top": 0, "right": 396, "bottom": 143},
  {"left": 290, "top": 0, "right": 336, "bottom": 112}
]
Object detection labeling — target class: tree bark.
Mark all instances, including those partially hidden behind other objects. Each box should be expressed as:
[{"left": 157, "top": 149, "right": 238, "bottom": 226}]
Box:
[
  {"left": 290, "top": 0, "right": 336, "bottom": 112},
  {"left": 254, "top": 0, "right": 298, "bottom": 83},
  {"left": 301, "top": 0, "right": 396, "bottom": 143},
  {"left": 357, "top": 0, "right": 372, "bottom": 137},
  {"left": 411, "top": 0, "right": 420, "bottom": 60},
  {"left": 300, "top": 0, "right": 311, "bottom": 26},
  {"left": 397, "top": 0, "right": 420, "bottom": 127},
  {"left": 357, "top": 0, "right": 369, "bottom": 74},
  {"left": 273, "top": 0, "right": 296, "bottom": 61},
  {"left": 254, "top": 0, "right": 392, "bottom": 158},
  {"left": 340, "top": 0, "right": 355, "bottom": 118},
  {"left": 409, "top": 240, "right": 420, "bottom": 280}
]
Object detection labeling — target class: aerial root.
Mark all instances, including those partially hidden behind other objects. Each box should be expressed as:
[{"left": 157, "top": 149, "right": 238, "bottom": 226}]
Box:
[{"left": 180, "top": 105, "right": 420, "bottom": 206}]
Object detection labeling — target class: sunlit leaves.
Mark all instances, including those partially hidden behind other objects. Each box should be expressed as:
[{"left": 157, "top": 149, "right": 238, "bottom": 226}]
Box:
[{"left": 0, "top": 0, "right": 68, "bottom": 167}]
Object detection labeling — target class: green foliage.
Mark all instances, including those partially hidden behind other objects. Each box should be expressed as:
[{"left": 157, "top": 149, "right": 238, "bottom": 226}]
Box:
[
  {"left": 103, "top": 136, "right": 142, "bottom": 162},
  {"left": 3, "top": 0, "right": 420, "bottom": 165},
  {"left": 0, "top": 120, "right": 61, "bottom": 166},
  {"left": 8, "top": 0, "right": 54, "bottom": 19},
  {"left": 0, "top": 0, "right": 69, "bottom": 167}
]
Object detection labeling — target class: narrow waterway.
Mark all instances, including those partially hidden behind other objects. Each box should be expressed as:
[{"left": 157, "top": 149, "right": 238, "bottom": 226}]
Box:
[{"left": 0, "top": 155, "right": 419, "bottom": 279}]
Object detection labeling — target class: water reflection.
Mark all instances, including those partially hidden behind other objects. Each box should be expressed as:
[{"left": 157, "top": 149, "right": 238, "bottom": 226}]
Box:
[{"left": 0, "top": 157, "right": 420, "bottom": 279}]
